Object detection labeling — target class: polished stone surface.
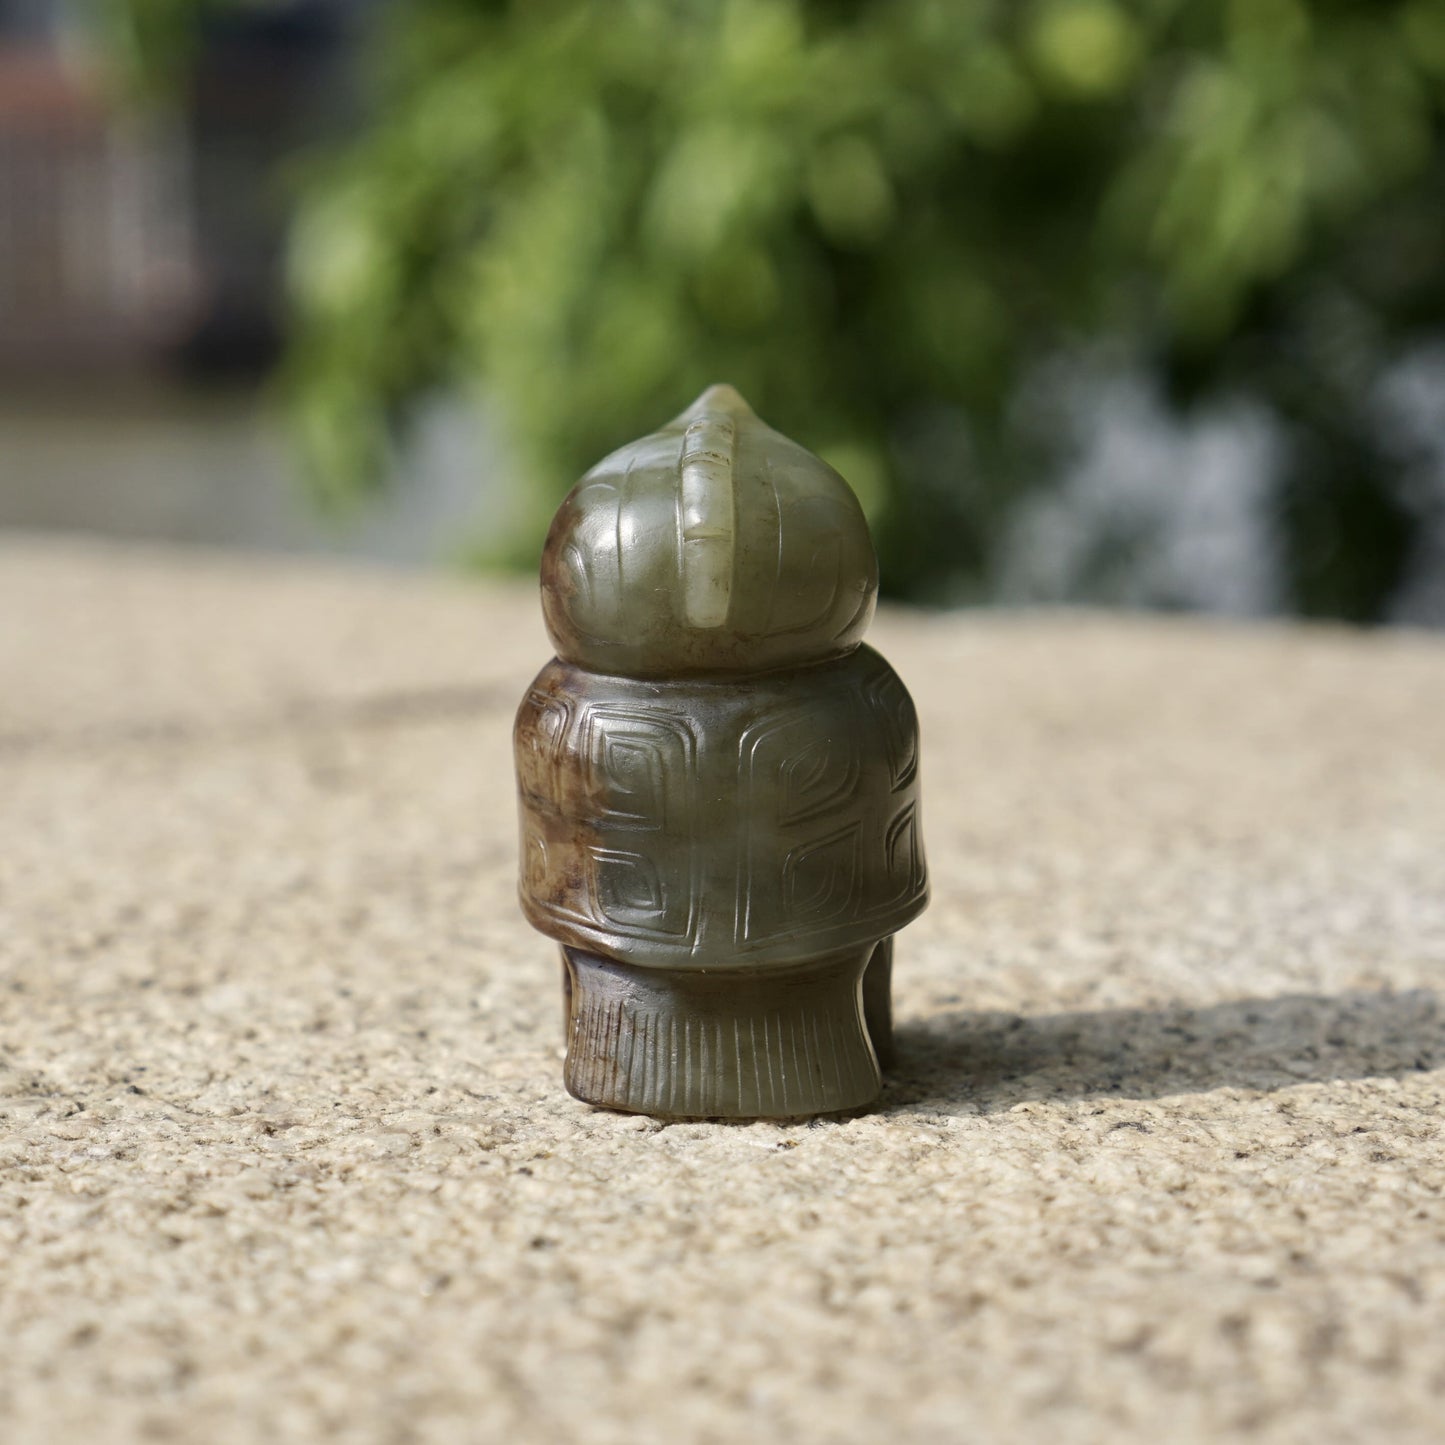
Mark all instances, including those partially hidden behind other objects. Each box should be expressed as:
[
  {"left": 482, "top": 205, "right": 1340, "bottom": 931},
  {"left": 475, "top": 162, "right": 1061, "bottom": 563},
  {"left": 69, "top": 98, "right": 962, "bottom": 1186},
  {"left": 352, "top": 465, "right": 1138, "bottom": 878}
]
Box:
[{"left": 520, "top": 387, "right": 925, "bottom": 1117}]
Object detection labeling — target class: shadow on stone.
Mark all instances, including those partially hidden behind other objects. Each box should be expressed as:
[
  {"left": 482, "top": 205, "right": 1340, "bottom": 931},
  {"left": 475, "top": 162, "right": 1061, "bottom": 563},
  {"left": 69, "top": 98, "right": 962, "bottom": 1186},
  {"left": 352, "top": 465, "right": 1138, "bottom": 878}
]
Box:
[{"left": 882, "top": 988, "right": 1443, "bottom": 1115}]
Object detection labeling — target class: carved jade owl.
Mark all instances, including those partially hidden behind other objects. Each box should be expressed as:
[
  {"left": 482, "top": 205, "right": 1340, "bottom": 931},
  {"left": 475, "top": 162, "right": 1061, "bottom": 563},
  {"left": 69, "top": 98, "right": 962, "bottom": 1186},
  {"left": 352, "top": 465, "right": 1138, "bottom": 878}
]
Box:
[{"left": 514, "top": 385, "right": 927, "bottom": 1118}]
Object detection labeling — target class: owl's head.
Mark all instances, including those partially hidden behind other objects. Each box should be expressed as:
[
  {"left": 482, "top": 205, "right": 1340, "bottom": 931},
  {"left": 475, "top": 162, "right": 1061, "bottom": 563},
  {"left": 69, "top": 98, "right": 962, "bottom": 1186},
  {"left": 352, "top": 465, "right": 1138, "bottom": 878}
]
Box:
[{"left": 539, "top": 385, "right": 878, "bottom": 678}]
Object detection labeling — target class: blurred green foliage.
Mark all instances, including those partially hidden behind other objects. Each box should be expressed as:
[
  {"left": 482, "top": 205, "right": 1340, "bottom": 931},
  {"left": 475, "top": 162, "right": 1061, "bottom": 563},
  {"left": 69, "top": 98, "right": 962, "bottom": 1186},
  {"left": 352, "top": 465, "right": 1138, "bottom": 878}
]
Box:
[{"left": 114, "top": 0, "right": 1445, "bottom": 616}]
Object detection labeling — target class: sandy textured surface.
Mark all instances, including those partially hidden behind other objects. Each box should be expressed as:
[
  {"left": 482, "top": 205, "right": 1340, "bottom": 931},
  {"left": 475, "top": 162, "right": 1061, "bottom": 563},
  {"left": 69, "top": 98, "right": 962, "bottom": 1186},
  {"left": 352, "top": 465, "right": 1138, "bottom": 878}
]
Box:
[{"left": 2, "top": 535, "right": 1444, "bottom": 1445}]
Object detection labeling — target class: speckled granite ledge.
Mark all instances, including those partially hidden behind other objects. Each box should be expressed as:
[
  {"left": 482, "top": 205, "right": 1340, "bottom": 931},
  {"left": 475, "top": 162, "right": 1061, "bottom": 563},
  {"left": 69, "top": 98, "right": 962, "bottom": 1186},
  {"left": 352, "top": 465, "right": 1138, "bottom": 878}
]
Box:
[{"left": 2, "top": 535, "right": 1443, "bottom": 1445}]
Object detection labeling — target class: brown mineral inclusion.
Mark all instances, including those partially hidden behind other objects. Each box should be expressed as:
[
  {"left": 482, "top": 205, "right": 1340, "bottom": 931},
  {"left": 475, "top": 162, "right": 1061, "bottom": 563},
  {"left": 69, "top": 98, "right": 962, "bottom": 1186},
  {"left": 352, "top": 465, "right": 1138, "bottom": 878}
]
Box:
[{"left": 514, "top": 385, "right": 928, "bottom": 1118}]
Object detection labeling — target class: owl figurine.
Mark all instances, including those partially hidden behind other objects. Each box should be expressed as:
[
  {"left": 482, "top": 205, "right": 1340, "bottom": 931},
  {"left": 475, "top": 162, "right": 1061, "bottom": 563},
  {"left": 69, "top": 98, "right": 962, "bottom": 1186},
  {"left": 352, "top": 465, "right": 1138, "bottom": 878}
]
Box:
[{"left": 514, "top": 385, "right": 927, "bottom": 1118}]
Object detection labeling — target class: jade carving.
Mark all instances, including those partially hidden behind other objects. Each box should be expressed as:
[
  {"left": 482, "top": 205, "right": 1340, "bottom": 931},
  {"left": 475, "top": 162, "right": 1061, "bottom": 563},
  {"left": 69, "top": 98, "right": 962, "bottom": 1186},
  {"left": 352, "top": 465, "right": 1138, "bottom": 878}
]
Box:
[{"left": 514, "top": 385, "right": 928, "bottom": 1118}]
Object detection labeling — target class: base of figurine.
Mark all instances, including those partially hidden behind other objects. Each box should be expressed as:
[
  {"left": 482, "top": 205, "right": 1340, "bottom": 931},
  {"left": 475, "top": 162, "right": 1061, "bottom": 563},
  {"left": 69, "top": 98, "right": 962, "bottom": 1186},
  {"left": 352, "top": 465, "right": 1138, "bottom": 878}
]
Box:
[{"left": 561, "top": 946, "right": 885, "bottom": 1119}]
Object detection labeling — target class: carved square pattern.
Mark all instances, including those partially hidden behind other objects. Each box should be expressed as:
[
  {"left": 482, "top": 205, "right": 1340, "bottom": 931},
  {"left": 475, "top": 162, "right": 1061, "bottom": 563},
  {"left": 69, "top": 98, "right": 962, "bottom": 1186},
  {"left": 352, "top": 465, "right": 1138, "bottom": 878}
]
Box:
[
  {"left": 589, "top": 846, "right": 689, "bottom": 936},
  {"left": 516, "top": 693, "right": 571, "bottom": 804},
  {"left": 742, "top": 708, "right": 860, "bottom": 826},
  {"left": 862, "top": 671, "right": 918, "bottom": 790},
  {"left": 585, "top": 708, "right": 695, "bottom": 828},
  {"left": 783, "top": 823, "right": 862, "bottom": 926}
]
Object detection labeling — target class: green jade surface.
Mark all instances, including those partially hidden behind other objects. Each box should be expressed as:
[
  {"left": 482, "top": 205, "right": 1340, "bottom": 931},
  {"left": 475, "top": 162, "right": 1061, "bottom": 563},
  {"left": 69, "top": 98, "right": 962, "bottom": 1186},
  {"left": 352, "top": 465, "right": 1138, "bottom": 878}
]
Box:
[{"left": 514, "top": 385, "right": 928, "bottom": 1118}]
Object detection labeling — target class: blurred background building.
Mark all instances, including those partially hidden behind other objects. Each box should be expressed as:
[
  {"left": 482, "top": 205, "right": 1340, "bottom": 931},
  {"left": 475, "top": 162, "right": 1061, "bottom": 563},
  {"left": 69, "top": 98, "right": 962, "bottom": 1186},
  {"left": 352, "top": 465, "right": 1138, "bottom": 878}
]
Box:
[
  {"left": 1, "top": 0, "right": 1442, "bottom": 620},
  {"left": 0, "top": 0, "right": 491, "bottom": 562}
]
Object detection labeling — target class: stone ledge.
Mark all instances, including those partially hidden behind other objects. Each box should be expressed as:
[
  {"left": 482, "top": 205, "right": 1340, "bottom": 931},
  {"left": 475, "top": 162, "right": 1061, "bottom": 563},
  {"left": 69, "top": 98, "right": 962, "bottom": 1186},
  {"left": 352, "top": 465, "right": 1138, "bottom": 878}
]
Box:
[{"left": 1, "top": 535, "right": 1442, "bottom": 1445}]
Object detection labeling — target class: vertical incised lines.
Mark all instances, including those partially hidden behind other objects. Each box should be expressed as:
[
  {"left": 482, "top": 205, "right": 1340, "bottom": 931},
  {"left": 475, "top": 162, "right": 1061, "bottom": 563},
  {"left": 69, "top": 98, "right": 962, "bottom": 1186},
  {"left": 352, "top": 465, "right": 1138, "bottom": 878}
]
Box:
[{"left": 568, "top": 963, "right": 879, "bottom": 1116}]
